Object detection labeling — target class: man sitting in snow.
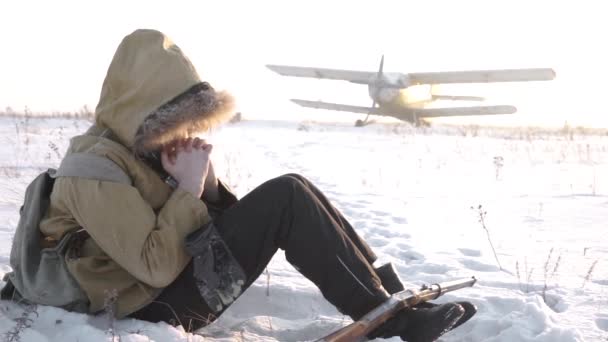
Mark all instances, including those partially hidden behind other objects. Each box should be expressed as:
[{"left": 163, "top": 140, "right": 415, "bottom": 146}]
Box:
[{"left": 5, "top": 29, "right": 475, "bottom": 341}]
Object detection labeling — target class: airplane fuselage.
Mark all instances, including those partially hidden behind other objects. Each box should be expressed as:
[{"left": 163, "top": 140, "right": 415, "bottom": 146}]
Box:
[
  {"left": 368, "top": 84, "right": 433, "bottom": 112},
  {"left": 266, "top": 62, "right": 554, "bottom": 125}
]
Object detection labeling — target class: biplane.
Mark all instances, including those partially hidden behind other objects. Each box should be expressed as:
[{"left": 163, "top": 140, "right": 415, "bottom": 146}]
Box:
[{"left": 266, "top": 57, "right": 555, "bottom": 126}]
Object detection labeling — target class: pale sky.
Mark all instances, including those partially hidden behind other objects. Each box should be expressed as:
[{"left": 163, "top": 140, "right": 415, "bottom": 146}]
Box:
[{"left": 1, "top": 0, "right": 607, "bottom": 128}]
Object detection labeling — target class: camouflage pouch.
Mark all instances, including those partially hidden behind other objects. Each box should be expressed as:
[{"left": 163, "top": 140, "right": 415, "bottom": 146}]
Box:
[{"left": 184, "top": 223, "right": 246, "bottom": 313}]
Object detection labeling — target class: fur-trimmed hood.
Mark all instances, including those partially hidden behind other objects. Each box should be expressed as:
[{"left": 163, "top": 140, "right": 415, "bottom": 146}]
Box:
[{"left": 94, "top": 29, "right": 234, "bottom": 155}]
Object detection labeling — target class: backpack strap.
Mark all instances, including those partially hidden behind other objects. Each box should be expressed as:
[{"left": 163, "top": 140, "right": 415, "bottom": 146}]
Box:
[{"left": 52, "top": 153, "right": 132, "bottom": 185}]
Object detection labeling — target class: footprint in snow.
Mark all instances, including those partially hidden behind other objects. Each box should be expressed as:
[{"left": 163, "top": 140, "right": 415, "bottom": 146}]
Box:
[
  {"left": 370, "top": 210, "right": 390, "bottom": 217},
  {"left": 356, "top": 212, "right": 374, "bottom": 220},
  {"left": 347, "top": 202, "right": 366, "bottom": 209},
  {"left": 382, "top": 243, "right": 424, "bottom": 263},
  {"left": 404, "top": 263, "right": 452, "bottom": 274},
  {"left": 356, "top": 199, "right": 372, "bottom": 206},
  {"left": 352, "top": 220, "right": 369, "bottom": 230},
  {"left": 458, "top": 258, "right": 500, "bottom": 272},
  {"left": 458, "top": 248, "right": 481, "bottom": 257},
  {"left": 367, "top": 236, "right": 390, "bottom": 248},
  {"left": 396, "top": 248, "right": 425, "bottom": 263},
  {"left": 395, "top": 241, "right": 412, "bottom": 249},
  {"left": 341, "top": 208, "right": 357, "bottom": 218},
  {"left": 523, "top": 215, "right": 544, "bottom": 224},
  {"left": 264, "top": 150, "right": 278, "bottom": 159},
  {"left": 373, "top": 220, "right": 390, "bottom": 228},
  {"left": 391, "top": 216, "right": 408, "bottom": 224},
  {"left": 543, "top": 293, "right": 569, "bottom": 313},
  {"left": 371, "top": 226, "right": 402, "bottom": 238},
  {"left": 297, "top": 142, "right": 316, "bottom": 148},
  {"left": 595, "top": 314, "right": 608, "bottom": 332}
]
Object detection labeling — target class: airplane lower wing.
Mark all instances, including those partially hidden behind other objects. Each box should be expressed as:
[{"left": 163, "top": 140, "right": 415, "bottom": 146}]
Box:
[
  {"left": 291, "top": 99, "right": 516, "bottom": 119},
  {"left": 432, "top": 94, "right": 485, "bottom": 101},
  {"left": 412, "top": 105, "right": 517, "bottom": 117},
  {"left": 267, "top": 65, "right": 376, "bottom": 84},
  {"left": 291, "top": 99, "right": 382, "bottom": 114},
  {"left": 291, "top": 99, "right": 517, "bottom": 119}
]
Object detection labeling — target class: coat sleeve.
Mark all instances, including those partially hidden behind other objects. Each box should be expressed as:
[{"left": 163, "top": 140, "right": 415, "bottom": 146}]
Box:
[{"left": 63, "top": 178, "right": 211, "bottom": 288}]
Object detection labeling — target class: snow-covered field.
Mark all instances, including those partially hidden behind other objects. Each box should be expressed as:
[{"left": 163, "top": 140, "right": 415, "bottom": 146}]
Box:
[{"left": 0, "top": 116, "right": 606, "bottom": 341}]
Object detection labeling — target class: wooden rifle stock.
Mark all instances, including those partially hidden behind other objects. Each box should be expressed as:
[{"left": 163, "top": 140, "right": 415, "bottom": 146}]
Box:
[{"left": 317, "top": 277, "right": 477, "bottom": 342}]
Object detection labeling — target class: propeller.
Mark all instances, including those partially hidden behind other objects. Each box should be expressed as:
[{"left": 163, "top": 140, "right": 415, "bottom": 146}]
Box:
[{"left": 356, "top": 55, "right": 384, "bottom": 127}]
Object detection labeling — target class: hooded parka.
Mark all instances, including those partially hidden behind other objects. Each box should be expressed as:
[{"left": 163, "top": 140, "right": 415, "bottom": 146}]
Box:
[{"left": 39, "top": 29, "right": 234, "bottom": 318}]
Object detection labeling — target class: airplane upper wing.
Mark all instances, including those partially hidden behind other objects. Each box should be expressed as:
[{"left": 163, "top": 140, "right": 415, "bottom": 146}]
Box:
[
  {"left": 268, "top": 64, "right": 555, "bottom": 86},
  {"left": 407, "top": 69, "right": 555, "bottom": 85},
  {"left": 267, "top": 65, "right": 376, "bottom": 84}
]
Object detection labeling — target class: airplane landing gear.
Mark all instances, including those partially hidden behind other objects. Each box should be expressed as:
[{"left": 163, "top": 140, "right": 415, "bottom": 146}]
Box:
[{"left": 355, "top": 113, "right": 373, "bottom": 127}]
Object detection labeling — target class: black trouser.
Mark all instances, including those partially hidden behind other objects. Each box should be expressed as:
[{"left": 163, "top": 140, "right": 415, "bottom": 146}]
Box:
[{"left": 129, "top": 174, "right": 390, "bottom": 330}]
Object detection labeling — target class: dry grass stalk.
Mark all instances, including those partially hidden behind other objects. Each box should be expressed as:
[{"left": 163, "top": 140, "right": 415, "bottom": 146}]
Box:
[
  {"left": 582, "top": 259, "right": 599, "bottom": 289},
  {"left": 542, "top": 248, "right": 563, "bottom": 304},
  {"left": 523, "top": 257, "right": 535, "bottom": 293},
  {"left": 471, "top": 204, "right": 503, "bottom": 270},
  {"left": 516, "top": 261, "right": 523, "bottom": 292},
  {"left": 542, "top": 248, "right": 554, "bottom": 301},
  {"left": 3, "top": 303, "right": 38, "bottom": 342},
  {"left": 103, "top": 289, "right": 120, "bottom": 342},
  {"left": 265, "top": 267, "right": 271, "bottom": 297}
]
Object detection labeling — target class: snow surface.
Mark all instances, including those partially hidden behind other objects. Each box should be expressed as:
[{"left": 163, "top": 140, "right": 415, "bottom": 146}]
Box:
[{"left": 0, "top": 116, "right": 606, "bottom": 341}]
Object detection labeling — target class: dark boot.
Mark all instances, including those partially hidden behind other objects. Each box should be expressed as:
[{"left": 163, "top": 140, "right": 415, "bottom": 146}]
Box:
[
  {"left": 368, "top": 302, "right": 465, "bottom": 342},
  {"left": 416, "top": 301, "right": 477, "bottom": 330},
  {"left": 374, "top": 262, "right": 477, "bottom": 335},
  {"left": 375, "top": 262, "right": 405, "bottom": 294}
]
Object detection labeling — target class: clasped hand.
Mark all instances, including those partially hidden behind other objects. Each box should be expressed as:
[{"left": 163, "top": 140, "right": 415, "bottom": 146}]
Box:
[{"left": 160, "top": 137, "right": 218, "bottom": 199}]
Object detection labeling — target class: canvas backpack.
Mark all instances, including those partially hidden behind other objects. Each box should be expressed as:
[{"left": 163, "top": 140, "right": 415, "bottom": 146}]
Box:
[{"left": 2, "top": 151, "right": 131, "bottom": 312}]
